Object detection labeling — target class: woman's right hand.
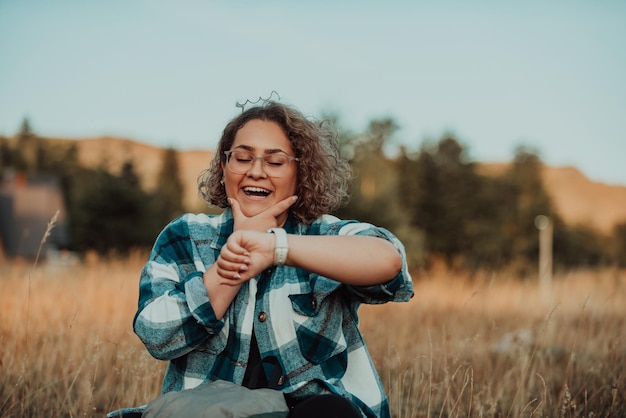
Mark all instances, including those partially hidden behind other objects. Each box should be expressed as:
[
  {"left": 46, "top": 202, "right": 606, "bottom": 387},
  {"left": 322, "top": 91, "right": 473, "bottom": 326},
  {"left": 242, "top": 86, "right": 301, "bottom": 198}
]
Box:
[{"left": 228, "top": 196, "right": 297, "bottom": 232}]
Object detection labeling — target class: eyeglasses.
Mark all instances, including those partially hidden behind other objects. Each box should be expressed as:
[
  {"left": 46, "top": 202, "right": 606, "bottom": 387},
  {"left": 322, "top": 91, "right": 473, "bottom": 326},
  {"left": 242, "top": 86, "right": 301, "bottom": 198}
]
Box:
[{"left": 224, "top": 150, "right": 299, "bottom": 177}]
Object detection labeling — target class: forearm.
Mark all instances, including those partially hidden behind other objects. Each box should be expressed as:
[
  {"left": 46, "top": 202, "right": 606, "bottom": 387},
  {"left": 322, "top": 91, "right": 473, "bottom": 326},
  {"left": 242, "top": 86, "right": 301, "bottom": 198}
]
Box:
[
  {"left": 135, "top": 268, "right": 222, "bottom": 360},
  {"left": 285, "top": 234, "right": 402, "bottom": 286},
  {"left": 203, "top": 262, "right": 242, "bottom": 320}
]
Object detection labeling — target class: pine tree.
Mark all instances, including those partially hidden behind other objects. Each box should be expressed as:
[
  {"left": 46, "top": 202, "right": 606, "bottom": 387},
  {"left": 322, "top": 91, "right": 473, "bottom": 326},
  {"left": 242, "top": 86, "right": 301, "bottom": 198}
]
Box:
[
  {"left": 153, "top": 147, "right": 185, "bottom": 225},
  {"left": 502, "top": 146, "right": 558, "bottom": 272}
]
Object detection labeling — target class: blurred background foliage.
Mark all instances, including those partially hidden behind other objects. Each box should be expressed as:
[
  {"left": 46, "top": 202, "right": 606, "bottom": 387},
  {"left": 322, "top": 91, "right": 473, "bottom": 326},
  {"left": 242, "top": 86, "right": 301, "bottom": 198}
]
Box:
[{"left": 1, "top": 116, "right": 625, "bottom": 273}]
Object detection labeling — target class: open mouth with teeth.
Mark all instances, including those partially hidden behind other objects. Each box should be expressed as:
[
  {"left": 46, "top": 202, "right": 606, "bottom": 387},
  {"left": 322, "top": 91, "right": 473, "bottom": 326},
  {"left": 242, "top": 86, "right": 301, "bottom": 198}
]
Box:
[{"left": 243, "top": 186, "right": 271, "bottom": 197}]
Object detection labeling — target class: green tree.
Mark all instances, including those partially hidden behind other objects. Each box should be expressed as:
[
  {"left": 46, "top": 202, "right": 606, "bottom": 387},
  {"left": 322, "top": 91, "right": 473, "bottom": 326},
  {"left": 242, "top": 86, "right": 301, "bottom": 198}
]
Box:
[
  {"left": 8, "top": 118, "right": 33, "bottom": 172},
  {"left": 0, "top": 136, "right": 10, "bottom": 172},
  {"left": 394, "top": 146, "right": 428, "bottom": 269},
  {"left": 501, "top": 147, "right": 559, "bottom": 273},
  {"left": 151, "top": 147, "right": 185, "bottom": 227},
  {"left": 410, "top": 144, "right": 445, "bottom": 257},
  {"left": 320, "top": 111, "right": 359, "bottom": 161},
  {"left": 406, "top": 136, "right": 485, "bottom": 267},
  {"left": 553, "top": 222, "right": 610, "bottom": 268},
  {"left": 68, "top": 162, "right": 155, "bottom": 253},
  {"left": 336, "top": 118, "right": 402, "bottom": 230},
  {"left": 16, "top": 117, "right": 40, "bottom": 174},
  {"left": 612, "top": 222, "right": 626, "bottom": 267},
  {"left": 462, "top": 173, "right": 516, "bottom": 269},
  {"left": 396, "top": 146, "right": 419, "bottom": 215}
]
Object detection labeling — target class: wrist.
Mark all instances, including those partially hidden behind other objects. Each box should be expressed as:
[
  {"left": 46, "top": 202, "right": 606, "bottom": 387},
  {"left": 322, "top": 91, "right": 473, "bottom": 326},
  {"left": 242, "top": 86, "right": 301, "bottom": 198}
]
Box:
[{"left": 267, "top": 228, "right": 288, "bottom": 265}]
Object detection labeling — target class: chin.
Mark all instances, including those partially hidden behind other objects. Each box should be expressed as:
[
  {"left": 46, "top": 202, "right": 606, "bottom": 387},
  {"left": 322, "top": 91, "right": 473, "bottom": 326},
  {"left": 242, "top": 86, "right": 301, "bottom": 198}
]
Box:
[{"left": 239, "top": 201, "right": 271, "bottom": 217}]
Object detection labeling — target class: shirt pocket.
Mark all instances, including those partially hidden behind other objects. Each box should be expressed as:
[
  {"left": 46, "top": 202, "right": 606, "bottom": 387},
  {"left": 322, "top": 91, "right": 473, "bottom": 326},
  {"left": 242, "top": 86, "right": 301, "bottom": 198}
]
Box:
[{"left": 288, "top": 291, "right": 348, "bottom": 365}]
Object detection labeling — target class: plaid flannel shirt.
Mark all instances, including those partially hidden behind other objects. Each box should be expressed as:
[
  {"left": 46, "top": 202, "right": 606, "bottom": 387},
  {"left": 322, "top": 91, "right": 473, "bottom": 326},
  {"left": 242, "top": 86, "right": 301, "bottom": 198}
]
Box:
[{"left": 133, "top": 209, "right": 414, "bottom": 418}]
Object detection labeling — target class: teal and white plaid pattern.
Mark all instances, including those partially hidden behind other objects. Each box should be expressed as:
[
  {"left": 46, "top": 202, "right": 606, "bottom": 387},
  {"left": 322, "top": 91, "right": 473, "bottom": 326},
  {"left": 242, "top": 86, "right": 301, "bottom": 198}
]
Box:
[{"left": 133, "top": 209, "right": 414, "bottom": 418}]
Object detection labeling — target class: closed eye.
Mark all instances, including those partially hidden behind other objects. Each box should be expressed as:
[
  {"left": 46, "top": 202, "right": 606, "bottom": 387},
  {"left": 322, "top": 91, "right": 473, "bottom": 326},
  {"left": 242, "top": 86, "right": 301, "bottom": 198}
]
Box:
[
  {"left": 233, "top": 151, "right": 254, "bottom": 162},
  {"left": 265, "top": 155, "right": 287, "bottom": 166}
]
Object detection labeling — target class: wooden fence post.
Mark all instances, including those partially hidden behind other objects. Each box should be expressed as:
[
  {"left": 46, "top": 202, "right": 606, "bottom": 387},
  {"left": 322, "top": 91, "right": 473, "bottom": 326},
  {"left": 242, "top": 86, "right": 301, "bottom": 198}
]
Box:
[{"left": 535, "top": 215, "right": 553, "bottom": 302}]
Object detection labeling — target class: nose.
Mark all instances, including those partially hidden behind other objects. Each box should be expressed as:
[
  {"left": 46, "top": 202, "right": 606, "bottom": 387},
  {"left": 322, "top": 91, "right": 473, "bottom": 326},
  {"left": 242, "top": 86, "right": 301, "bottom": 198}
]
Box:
[{"left": 246, "top": 157, "right": 267, "bottom": 179}]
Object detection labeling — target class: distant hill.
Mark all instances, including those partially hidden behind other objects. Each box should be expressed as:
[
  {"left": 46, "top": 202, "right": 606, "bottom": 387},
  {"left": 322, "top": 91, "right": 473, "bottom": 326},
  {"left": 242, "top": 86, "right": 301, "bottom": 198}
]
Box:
[
  {"left": 52, "top": 137, "right": 626, "bottom": 234},
  {"left": 49, "top": 136, "right": 214, "bottom": 212},
  {"left": 478, "top": 163, "right": 626, "bottom": 234}
]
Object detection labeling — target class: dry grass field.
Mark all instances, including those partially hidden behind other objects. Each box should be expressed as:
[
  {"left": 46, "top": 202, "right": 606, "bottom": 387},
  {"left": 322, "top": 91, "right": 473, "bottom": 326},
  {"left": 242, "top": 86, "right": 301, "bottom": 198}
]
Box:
[{"left": 1, "top": 255, "right": 624, "bottom": 417}]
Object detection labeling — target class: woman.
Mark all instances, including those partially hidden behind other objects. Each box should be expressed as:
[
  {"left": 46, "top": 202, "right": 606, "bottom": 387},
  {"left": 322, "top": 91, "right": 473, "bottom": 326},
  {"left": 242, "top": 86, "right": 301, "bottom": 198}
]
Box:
[{"left": 130, "top": 102, "right": 413, "bottom": 418}]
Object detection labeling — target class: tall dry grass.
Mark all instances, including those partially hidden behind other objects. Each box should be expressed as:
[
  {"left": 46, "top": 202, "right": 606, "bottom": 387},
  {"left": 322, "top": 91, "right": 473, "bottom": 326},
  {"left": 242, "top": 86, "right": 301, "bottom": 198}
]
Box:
[
  {"left": 0, "top": 253, "right": 162, "bottom": 417},
  {"left": 1, "top": 256, "right": 624, "bottom": 417},
  {"left": 361, "top": 268, "right": 625, "bottom": 417}
]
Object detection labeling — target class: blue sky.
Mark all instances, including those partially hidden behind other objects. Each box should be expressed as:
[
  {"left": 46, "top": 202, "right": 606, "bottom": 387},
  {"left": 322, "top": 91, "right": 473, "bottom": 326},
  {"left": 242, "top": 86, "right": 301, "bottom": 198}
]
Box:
[{"left": 1, "top": 1, "right": 625, "bottom": 185}]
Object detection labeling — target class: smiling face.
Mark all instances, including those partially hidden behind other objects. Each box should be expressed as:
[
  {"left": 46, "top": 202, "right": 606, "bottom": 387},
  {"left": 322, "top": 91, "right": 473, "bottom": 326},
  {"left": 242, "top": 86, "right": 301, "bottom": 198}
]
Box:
[{"left": 221, "top": 119, "right": 298, "bottom": 225}]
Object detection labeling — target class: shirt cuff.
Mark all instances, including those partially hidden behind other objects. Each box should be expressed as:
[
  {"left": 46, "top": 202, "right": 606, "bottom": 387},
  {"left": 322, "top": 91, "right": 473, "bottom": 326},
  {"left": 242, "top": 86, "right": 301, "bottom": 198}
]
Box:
[
  {"left": 182, "top": 271, "right": 224, "bottom": 334},
  {"left": 347, "top": 273, "right": 412, "bottom": 303}
]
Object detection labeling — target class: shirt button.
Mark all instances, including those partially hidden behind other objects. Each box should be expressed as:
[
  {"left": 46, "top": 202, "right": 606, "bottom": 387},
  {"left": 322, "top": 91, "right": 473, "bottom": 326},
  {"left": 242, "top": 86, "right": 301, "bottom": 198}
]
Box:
[{"left": 258, "top": 312, "right": 267, "bottom": 322}]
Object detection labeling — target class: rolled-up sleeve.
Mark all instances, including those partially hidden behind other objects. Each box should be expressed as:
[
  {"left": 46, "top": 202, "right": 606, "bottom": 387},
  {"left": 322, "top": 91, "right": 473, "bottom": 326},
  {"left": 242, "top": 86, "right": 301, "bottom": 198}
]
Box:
[
  {"left": 133, "top": 218, "right": 224, "bottom": 360},
  {"left": 326, "top": 220, "right": 414, "bottom": 304}
]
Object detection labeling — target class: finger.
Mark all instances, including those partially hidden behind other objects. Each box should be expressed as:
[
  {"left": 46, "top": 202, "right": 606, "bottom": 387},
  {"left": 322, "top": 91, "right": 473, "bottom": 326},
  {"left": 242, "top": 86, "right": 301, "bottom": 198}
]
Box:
[
  {"left": 228, "top": 198, "right": 246, "bottom": 223},
  {"left": 219, "top": 248, "right": 250, "bottom": 264},
  {"left": 216, "top": 254, "right": 250, "bottom": 277},
  {"left": 221, "top": 233, "right": 251, "bottom": 258},
  {"left": 217, "top": 265, "right": 246, "bottom": 280},
  {"left": 217, "top": 257, "right": 248, "bottom": 272},
  {"left": 218, "top": 249, "right": 251, "bottom": 268},
  {"left": 218, "top": 272, "right": 244, "bottom": 286},
  {"left": 216, "top": 262, "right": 253, "bottom": 285},
  {"left": 264, "top": 195, "right": 298, "bottom": 219}
]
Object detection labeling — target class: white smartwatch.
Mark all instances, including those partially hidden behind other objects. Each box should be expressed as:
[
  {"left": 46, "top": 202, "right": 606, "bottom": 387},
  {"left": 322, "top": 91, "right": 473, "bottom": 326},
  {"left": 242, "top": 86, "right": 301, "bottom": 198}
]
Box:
[{"left": 267, "top": 228, "right": 288, "bottom": 266}]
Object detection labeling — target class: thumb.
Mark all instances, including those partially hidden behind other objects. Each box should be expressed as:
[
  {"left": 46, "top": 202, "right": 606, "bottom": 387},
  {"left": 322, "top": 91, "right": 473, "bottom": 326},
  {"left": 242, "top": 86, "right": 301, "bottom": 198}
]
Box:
[{"left": 228, "top": 198, "right": 246, "bottom": 223}]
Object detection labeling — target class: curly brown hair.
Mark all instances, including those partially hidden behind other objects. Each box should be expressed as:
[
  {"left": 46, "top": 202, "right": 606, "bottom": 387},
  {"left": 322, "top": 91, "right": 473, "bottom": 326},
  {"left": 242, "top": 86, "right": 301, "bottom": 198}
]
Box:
[{"left": 198, "top": 101, "right": 352, "bottom": 223}]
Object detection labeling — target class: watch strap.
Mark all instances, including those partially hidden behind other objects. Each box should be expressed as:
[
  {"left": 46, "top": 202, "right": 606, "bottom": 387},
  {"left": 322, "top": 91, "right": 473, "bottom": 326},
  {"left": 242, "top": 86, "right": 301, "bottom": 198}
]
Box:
[{"left": 267, "top": 228, "right": 288, "bottom": 265}]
